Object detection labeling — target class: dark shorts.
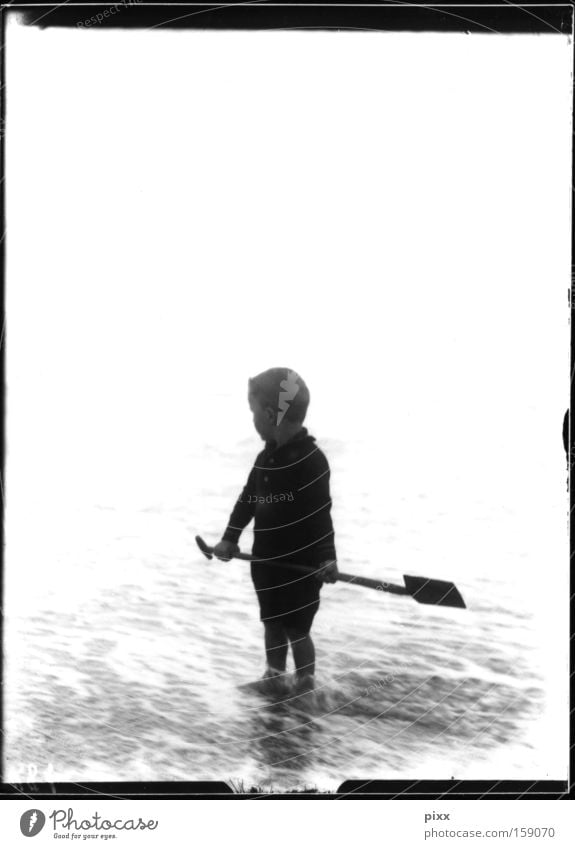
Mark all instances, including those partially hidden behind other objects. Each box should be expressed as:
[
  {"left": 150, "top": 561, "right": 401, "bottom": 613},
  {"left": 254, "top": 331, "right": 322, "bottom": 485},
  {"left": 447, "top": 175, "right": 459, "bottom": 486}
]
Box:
[{"left": 250, "top": 560, "right": 321, "bottom": 633}]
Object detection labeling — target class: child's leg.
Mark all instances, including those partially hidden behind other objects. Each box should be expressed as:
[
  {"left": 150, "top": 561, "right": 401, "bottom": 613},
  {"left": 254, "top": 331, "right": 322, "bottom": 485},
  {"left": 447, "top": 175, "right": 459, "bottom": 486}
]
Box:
[
  {"left": 264, "top": 621, "right": 289, "bottom": 671},
  {"left": 285, "top": 627, "right": 315, "bottom": 678}
]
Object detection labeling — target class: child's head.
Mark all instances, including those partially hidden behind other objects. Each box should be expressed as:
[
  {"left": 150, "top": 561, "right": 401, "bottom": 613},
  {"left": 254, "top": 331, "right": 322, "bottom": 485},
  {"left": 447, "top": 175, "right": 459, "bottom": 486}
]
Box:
[{"left": 248, "top": 368, "right": 310, "bottom": 442}]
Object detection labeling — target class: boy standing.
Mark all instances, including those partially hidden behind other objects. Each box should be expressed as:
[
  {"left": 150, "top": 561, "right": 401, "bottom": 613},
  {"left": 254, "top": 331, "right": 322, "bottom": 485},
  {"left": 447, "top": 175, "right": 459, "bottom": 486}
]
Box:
[{"left": 214, "top": 368, "right": 338, "bottom": 695}]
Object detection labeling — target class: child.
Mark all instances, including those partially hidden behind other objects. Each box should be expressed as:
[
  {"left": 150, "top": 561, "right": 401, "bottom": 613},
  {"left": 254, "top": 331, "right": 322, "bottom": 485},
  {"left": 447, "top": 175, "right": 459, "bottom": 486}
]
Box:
[{"left": 214, "top": 368, "right": 338, "bottom": 695}]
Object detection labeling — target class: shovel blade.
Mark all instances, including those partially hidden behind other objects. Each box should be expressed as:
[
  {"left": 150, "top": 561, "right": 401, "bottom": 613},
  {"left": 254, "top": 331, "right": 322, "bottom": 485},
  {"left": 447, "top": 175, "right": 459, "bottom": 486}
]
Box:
[{"left": 404, "top": 575, "right": 466, "bottom": 609}]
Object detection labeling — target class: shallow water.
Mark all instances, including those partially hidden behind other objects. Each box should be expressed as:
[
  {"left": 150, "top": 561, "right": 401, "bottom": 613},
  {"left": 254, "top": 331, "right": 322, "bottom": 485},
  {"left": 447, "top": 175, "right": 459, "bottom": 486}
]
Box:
[{"left": 4, "top": 434, "right": 564, "bottom": 791}]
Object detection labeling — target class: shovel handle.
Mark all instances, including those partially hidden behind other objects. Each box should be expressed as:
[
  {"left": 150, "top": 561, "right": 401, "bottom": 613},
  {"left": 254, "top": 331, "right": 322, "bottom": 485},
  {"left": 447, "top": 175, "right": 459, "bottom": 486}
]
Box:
[{"left": 195, "top": 536, "right": 408, "bottom": 594}]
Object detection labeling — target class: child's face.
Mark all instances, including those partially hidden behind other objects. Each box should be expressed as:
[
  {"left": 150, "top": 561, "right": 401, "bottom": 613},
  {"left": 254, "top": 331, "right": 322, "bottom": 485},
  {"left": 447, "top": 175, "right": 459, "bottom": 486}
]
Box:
[{"left": 249, "top": 394, "right": 275, "bottom": 441}]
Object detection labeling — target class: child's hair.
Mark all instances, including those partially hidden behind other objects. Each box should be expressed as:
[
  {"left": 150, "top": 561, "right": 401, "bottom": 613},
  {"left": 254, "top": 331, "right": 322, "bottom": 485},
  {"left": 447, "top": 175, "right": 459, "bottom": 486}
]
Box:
[{"left": 248, "top": 368, "right": 310, "bottom": 425}]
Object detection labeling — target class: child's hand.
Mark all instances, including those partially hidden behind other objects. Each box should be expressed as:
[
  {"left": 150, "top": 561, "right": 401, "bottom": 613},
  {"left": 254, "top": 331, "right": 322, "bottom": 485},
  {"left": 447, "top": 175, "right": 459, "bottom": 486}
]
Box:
[
  {"left": 319, "top": 559, "right": 339, "bottom": 583},
  {"left": 213, "top": 540, "right": 240, "bottom": 561}
]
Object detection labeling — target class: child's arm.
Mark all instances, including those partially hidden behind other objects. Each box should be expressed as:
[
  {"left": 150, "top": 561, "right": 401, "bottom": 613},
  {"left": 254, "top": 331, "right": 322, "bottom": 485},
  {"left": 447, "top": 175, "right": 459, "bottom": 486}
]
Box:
[{"left": 214, "top": 467, "right": 257, "bottom": 559}]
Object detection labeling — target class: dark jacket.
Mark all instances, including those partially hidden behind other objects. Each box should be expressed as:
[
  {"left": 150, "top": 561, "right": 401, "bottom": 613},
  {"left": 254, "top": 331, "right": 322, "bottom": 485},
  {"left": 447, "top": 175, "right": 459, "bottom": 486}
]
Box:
[{"left": 222, "top": 428, "right": 336, "bottom": 567}]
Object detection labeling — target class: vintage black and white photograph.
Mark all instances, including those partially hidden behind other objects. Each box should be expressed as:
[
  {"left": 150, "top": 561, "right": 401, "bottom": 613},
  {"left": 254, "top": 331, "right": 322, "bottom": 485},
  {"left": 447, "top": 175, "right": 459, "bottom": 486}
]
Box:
[{"left": 2, "top": 3, "right": 571, "bottom": 794}]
